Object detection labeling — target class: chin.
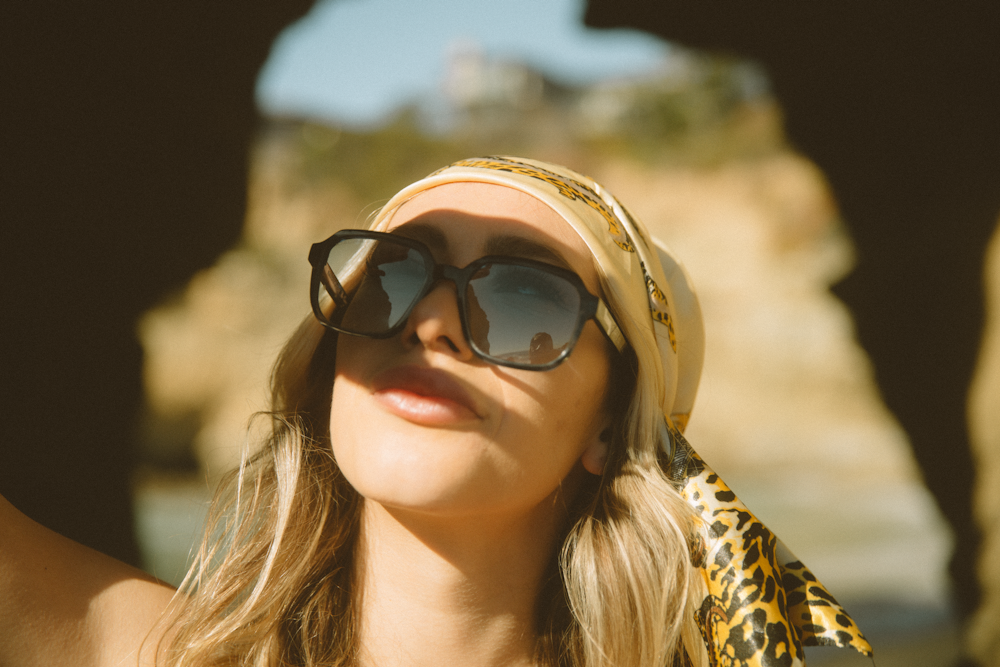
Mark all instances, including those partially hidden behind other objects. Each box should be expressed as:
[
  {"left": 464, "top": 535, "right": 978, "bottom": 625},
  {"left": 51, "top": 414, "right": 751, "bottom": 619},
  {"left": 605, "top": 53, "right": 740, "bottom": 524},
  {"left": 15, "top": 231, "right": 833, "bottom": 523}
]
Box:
[{"left": 335, "top": 430, "right": 503, "bottom": 512}]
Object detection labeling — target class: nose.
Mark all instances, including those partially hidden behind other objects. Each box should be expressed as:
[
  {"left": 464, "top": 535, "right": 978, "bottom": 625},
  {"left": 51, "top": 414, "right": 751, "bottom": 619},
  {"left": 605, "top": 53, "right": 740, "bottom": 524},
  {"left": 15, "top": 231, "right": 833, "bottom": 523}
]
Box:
[{"left": 400, "top": 280, "right": 475, "bottom": 362}]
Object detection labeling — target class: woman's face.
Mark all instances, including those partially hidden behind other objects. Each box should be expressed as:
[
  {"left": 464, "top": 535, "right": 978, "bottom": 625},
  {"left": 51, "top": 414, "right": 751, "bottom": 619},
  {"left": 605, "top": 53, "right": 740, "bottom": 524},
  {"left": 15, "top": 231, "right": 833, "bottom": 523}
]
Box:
[{"left": 329, "top": 182, "right": 613, "bottom": 522}]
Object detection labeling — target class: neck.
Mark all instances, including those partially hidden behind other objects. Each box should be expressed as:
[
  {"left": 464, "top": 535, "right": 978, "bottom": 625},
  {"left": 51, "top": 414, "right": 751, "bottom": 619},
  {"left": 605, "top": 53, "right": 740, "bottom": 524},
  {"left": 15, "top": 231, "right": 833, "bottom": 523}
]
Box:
[{"left": 354, "top": 499, "right": 567, "bottom": 667}]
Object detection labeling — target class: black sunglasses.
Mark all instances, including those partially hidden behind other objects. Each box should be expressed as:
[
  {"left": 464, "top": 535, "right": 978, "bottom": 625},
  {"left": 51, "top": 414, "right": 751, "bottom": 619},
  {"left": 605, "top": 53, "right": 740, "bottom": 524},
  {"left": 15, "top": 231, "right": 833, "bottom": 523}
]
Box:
[{"left": 308, "top": 230, "right": 625, "bottom": 370}]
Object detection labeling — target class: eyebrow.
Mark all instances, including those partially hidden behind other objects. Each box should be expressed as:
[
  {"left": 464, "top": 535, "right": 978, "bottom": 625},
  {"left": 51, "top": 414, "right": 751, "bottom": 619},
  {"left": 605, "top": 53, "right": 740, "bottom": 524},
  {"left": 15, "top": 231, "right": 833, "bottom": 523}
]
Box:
[
  {"left": 392, "top": 223, "right": 448, "bottom": 252},
  {"left": 483, "top": 235, "right": 572, "bottom": 270}
]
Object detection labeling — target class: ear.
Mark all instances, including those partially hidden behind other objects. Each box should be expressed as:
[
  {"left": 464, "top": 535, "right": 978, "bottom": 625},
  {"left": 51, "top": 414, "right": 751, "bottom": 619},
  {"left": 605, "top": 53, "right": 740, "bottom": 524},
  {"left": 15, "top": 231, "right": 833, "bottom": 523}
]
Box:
[{"left": 581, "top": 422, "right": 612, "bottom": 476}]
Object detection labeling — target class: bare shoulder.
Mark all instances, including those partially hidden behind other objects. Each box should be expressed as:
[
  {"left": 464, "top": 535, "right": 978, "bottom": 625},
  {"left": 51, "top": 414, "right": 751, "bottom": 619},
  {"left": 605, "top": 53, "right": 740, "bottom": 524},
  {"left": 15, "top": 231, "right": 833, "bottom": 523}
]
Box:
[{"left": 0, "top": 493, "right": 178, "bottom": 667}]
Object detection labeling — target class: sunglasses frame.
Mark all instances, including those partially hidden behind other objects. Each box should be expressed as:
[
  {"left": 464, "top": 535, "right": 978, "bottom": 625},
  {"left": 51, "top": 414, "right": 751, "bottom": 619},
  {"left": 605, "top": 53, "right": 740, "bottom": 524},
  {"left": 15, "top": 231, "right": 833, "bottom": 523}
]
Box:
[{"left": 308, "top": 229, "right": 625, "bottom": 370}]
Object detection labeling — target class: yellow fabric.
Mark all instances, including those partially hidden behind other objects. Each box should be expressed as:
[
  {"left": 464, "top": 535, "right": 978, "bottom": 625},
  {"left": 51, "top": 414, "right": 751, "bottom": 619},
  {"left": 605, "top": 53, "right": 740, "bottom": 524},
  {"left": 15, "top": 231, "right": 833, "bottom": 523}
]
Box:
[{"left": 369, "top": 156, "right": 873, "bottom": 666}]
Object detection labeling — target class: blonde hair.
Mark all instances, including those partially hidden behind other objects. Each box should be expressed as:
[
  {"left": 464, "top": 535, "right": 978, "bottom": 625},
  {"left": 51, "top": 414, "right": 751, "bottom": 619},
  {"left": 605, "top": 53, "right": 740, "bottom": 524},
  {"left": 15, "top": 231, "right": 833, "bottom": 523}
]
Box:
[{"left": 159, "top": 269, "right": 706, "bottom": 667}]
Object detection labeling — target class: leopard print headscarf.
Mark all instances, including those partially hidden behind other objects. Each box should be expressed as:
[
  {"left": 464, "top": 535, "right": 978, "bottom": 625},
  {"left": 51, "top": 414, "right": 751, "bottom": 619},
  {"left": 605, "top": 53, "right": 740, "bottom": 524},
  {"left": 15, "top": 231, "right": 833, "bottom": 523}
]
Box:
[{"left": 369, "top": 157, "right": 873, "bottom": 666}]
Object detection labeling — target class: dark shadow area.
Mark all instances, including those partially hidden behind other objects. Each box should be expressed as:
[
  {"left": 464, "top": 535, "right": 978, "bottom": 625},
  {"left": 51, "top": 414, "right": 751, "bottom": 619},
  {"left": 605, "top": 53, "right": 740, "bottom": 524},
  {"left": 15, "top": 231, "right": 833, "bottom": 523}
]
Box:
[
  {"left": 584, "top": 0, "right": 1000, "bottom": 632},
  {"left": 0, "top": 2, "right": 314, "bottom": 565}
]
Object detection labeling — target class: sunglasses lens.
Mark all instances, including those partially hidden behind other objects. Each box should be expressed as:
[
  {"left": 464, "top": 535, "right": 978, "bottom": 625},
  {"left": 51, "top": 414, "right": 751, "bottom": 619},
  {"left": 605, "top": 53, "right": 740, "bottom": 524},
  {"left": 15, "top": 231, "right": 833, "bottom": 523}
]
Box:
[
  {"left": 466, "top": 263, "right": 582, "bottom": 366},
  {"left": 320, "top": 237, "right": 429, "bottom": 335}
]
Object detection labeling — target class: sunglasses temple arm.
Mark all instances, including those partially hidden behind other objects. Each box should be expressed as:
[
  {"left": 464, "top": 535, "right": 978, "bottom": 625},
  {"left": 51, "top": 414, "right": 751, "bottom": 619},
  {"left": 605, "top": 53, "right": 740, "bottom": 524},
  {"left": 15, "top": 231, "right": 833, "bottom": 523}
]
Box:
[
  {"left": 595, "top": 300, "right": 626, "bottom": 353},
  {"left": 321, "top": 265, "right": 349, "bottom": 308}
]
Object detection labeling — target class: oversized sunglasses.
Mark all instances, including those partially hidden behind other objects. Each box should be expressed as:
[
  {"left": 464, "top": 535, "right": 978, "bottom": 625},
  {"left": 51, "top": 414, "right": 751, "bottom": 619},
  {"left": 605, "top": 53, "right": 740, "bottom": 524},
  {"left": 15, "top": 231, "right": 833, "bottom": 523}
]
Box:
[{"left": 308, "top": 230, "right": 626, "bottom": 370}]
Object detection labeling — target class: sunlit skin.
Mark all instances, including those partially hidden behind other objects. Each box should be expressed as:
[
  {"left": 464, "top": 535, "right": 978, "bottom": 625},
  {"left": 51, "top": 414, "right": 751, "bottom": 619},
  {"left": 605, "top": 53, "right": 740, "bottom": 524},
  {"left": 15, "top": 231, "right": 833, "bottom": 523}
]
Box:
[{"left": 329, "top": 183, "right": 615, "bottom": 667}]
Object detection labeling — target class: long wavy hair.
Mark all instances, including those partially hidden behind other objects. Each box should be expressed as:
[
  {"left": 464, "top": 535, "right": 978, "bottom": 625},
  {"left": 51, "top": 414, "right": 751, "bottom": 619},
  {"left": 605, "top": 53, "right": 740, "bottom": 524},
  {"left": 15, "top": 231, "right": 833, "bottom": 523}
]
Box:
[{"left": 157, "top": 264, "right": 707, "bottom": 667}]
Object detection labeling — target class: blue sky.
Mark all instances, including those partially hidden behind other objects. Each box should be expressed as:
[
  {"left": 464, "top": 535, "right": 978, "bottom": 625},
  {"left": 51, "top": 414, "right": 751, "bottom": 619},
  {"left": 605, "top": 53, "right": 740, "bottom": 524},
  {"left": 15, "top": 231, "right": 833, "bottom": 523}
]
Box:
[{"left": 256, "top": 0, "right": 670, "bottom": 128}]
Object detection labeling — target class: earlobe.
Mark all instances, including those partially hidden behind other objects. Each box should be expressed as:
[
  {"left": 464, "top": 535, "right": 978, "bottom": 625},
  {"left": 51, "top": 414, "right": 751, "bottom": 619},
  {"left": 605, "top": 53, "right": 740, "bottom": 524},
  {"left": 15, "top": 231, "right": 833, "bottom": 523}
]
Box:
[{"left": 581, "top": 425, "right": 612, "bottom": 475}]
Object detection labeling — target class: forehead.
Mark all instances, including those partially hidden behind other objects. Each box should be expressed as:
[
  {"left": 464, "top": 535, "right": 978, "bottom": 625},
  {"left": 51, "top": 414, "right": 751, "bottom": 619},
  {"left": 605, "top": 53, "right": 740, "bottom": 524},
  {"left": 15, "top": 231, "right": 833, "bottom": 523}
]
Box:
[
  {"left": 386, "top": 182, "right": 567, "bottom": 235},
  {"left": 384, "top": 182, "right": 598, "bottom": 284}
]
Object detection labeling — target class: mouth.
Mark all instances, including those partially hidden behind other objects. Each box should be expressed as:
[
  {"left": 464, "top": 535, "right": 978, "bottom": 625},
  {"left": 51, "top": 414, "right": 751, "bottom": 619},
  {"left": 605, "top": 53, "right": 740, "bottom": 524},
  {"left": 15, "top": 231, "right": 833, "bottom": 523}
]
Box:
[{"left": 370, "top": 365, "right": 483, "bottom": 425}]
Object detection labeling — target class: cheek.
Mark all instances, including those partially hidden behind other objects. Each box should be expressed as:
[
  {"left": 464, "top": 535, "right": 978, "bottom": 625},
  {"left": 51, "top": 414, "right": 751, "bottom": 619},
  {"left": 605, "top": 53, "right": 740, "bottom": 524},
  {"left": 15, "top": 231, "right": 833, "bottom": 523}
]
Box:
[
  {"left": 328, "top": 369, "right": 367, "bottom": 479},
  {"left": 328, "top": 340, "right": 361, "bottom": 455},
  {"left": 496, "top": 331, "right": 612, "bottom": 471},
  {"left": 552, "top": 326, "right": 612, "bottom": 419},
  {"left": 327, "top": 337, "right": 388, "bottom": 491}
]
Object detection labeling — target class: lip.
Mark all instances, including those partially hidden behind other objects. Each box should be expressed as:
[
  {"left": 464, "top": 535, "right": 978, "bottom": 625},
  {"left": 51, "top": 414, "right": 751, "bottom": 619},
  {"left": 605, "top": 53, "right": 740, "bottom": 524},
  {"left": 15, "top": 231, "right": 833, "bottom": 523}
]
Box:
[{"left": 370, "top": 365, "right": 484, "bottom": 425}]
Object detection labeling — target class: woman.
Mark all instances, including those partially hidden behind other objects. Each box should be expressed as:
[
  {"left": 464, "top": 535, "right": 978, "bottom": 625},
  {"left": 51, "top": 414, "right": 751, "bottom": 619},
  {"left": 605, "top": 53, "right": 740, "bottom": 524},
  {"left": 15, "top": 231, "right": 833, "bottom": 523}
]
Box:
[{"left": 0, "top": 157, "right": 871, "bottom": 667}]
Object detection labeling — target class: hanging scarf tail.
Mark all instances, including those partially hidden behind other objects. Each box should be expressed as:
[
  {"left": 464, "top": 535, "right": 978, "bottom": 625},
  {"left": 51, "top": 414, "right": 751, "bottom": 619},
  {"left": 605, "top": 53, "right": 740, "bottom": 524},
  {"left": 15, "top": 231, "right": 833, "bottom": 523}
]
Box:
[{"left": 669, "top": 426, "right": 873, "bottom": 666}]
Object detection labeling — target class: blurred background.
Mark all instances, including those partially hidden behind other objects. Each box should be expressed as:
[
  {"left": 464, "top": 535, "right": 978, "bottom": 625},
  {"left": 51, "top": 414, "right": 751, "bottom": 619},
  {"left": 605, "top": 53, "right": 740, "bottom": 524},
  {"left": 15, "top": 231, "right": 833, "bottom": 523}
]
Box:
[{"left": 2, "top": 2, "right": 998, "bottom": 666}]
